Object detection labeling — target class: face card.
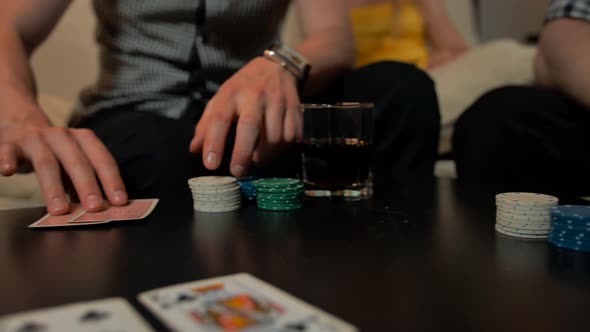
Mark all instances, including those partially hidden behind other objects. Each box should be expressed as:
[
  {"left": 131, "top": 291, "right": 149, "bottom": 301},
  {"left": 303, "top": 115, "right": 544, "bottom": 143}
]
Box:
[
  {"left": 27, "top": 204, "right": 102, "bottom": 228},
  {"left": 0, "top": 298, "right": 154, "bottom": 332},
  {"left": 70, "top": 199, "right": 159, "bottom": 223},
  {"left": 138, "top": 273, "right": 357, "bottom": 332}
]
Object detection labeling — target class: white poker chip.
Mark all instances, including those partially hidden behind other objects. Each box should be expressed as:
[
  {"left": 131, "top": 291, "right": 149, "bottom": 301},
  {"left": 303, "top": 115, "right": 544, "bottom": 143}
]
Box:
[
  {"left": 495, "top": 223, "right": 549, "bottom": 235},
  {"left": 496, "top": 218, "right": 551, "bottom": 230},
  {"left": 496, "top": 211, "right": 550, "bottom": 223},
  {"left": 192, "top": 192, "right": 242, "bottom": 201},
  {"left": 496, "top": 203, "right": 552, "bottom": 213},
  {"left": 189, "top": 184, "right": 240, "bottom": 192},
  {"left": 497, "top": 208, "right": 549, "bottom": 218},
  {"left": 495, "top": 192, "right": 558, "bottom": 208},
  {"left": 193, "top": 203, "right": 241, "bottom": 213},
  {"left": 495, "top": 224, "right": 548, "bottom": 239},
  {"left": 193, "top": 199, "right": 242, "bottom": 208},
  {"left": 188, "top": 176, "right": 237, "bottom": 185}
]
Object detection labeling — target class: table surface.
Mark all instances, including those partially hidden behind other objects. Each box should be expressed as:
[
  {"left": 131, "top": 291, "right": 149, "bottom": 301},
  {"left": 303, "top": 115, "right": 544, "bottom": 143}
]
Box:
[{"left": 1, "top": 179, "right": 590, "bottom": 331}]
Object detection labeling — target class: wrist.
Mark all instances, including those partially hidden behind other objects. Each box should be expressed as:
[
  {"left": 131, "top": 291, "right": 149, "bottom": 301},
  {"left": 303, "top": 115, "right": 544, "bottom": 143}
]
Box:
[{"left": 263, "top": 43, "right": 311, "bottom": 89}]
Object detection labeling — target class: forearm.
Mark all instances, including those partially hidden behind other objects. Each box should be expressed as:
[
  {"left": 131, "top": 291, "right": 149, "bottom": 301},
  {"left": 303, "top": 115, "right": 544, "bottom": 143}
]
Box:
[
  {"left": 416, "top": 0, "right": 467, "bottom": 51},
  {"left": 535, "top": 19, "right": 590, "bottom": 109},
  {"left": 0, "top": 26, "right": 48, "bottom": 129},
  {"left": 295, "top": 29, "right": 355, "bottom": 96}
]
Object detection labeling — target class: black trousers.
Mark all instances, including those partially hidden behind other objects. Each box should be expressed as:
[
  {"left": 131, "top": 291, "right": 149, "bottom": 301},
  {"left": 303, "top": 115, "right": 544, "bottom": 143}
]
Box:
[
  {"left": 77, "top": 62, "right": 440, "bottom": 203},
  {"left": 453, "top": 86, "right": 590, "bottom": 195}
]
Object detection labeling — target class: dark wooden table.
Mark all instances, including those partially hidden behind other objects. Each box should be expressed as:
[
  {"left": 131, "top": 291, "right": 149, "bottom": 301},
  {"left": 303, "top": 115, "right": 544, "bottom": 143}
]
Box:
[{"left": 1, "top": 179, "right": 590, "bottom": 331}]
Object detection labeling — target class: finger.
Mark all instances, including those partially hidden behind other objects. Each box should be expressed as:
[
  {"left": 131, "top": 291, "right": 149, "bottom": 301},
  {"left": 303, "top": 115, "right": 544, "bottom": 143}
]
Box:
[
  {"left": 263, "top": 91, "right": 285, "bottom": 145},
  {"left": 282, "top": 80, "right": 301, "bottom": 143},
  {"left": 252, "top": 134, "right": 282, "bottom": 166},
  {"left": 231, "top": 94, "right": 264, "bottom": 176},
  {"left": 190, "top": 108, "right": 211, "bottom": 153},
  {"left": 20, "top": 138, "right": 69, "bottom": 215},
  {"left": 71, "top": 128, "right": 128, "bottom": 206},
  {"left": 0, "top": 144, "right": 18, "bottom": 176},
  {"left": 202, "top": 99, "right": 234, "bottom": 170},
  {"left": 42, "top": 128, "right": 105, "bottom": 212}
]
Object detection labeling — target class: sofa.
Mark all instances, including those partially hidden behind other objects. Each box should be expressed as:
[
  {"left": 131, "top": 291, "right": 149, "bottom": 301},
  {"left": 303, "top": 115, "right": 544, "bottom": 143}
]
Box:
[{"left": 0, "top": 0, "right": 536, "bottom": 210}]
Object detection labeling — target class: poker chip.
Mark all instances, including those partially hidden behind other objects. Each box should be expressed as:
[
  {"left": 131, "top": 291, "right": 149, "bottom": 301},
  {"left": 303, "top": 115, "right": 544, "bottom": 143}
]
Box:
[
  {"left": 188, "top": 176, "right": 241, "bottom": 213},
  {"left": 254, "top": 178, "right": 304, "bottom": 211},
  {"left": 495, "top": 192, "right": 558, "bottom": 208},
  {"left": 495, "top": 224, "right": 548, "bottom": 239},
  {"left": 494, "top": 192, "right": 558, "bottom": 239},
  {"left": 548, "top": 205, "right": 590, "bottom": 252},
  {"left": 237, "top": 176, "right": 258, "bottom": 201}
]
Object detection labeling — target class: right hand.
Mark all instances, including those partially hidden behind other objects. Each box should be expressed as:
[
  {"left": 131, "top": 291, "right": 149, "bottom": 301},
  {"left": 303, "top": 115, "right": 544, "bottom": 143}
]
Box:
[{"left": 0, "top": 116, "right": 128, "bottom": 215}]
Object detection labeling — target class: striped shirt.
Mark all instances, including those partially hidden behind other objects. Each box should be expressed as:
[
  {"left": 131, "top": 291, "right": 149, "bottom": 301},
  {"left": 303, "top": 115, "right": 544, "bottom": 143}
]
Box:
[
  {"left": 75, "top": 0, "right": 291, "bottom": 121},
  {"left": 546, "top": 0, "right": 590, "bottom": 22}
]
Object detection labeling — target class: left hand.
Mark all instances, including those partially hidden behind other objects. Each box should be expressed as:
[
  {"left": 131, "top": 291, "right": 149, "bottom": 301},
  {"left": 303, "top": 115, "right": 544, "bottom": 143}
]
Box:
[
  {"left": 427, "top": 47, "right": 468, "bottom": 70},
  {"left": 189, "top": 57, "right": 303, "bottom": 177}
]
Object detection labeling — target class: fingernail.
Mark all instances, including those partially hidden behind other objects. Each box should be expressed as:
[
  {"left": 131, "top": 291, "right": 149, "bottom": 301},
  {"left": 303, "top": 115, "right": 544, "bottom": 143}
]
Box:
[
  {"left": 50, "top": 197, "right": 68, "bottom": 214},
  {"left": 0, "top": 161, "right": 10, "bottom": 171},
  {"left": 231, "top": 165, "right": 245, "bottom": 176},
  {"left": 86, "top": 194, "right": 103, "bottom": 209},
  {"left": 206, "top": 152, "right": 218, "bottom": 167},
  {"left": 114, "top": 190, "right": 127, "bottom": 204}
]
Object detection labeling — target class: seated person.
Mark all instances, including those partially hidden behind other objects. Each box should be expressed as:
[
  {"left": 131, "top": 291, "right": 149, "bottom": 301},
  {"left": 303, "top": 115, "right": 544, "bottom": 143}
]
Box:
[
  {"left": 348, "top": 0, "right": 468, "bottom": 69},
  {"left": 0, "top": 0, "right": 440, "bottom": 215},
  {"left": 452, "top": 0, "right": 590, "bottom": 194}
]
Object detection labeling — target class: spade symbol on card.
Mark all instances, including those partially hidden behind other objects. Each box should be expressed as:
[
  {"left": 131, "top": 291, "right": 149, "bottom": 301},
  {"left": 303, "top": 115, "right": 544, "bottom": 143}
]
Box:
[
  {"left": 79, "top": 309, "right": 110, "bottom": 323},
  {"left": 285, "top": 322, "right": 308, "bottom": 331},
  {"left": 175, "top": 293, "right": 197, "bottom": 304},
  {"left": 16, "top": 321, "right": 48, "bottom": 332}
]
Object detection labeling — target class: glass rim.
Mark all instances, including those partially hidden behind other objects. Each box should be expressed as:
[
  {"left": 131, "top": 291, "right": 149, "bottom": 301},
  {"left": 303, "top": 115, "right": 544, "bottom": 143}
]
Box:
[{"left": 301, "top": 102, "right": 375, "bottom": 110}]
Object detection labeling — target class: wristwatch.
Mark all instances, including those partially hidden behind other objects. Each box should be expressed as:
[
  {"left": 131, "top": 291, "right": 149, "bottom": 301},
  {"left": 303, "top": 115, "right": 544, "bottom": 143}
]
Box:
[{"left": 263, "top": 43, "right": 311, "bottom": 88}]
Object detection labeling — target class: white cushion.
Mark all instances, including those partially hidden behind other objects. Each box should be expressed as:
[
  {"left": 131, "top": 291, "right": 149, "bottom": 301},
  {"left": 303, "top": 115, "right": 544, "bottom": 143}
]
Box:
[{"left": 428, "top": 39, "right": 536, "bottom": 154}]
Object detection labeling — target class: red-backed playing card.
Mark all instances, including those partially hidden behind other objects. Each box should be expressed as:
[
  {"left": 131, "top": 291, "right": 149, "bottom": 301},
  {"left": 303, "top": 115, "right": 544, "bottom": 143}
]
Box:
[
  {"left": 28, "top": 204, "right": 105, "bottom": 228},
  {"left": 70, "top": 199, "right": 159, "bottom": 223}
]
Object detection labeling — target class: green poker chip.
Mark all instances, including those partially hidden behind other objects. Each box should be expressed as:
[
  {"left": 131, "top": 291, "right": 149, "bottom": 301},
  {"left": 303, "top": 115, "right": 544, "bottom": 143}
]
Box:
[
  {"left": 256, "top": 192, "right": 303, "bottom": 200},
  {"left": 255, "top": 184, "right": 304, "bottom": 194},
  {"left": 254, "top": 178, "right": 302, "bottom": 188},
  {"left": 257, "top": 198, "right": 302, "bottom": 205},
  {"left": 257, "top": 203, "right": 303, "bottom": 211}
]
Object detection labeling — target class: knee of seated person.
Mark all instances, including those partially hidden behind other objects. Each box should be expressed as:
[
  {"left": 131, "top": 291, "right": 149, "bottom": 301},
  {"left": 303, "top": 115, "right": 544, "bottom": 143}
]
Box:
[{"left": 455, "top": 86, "right": 534, "bottom": 133}]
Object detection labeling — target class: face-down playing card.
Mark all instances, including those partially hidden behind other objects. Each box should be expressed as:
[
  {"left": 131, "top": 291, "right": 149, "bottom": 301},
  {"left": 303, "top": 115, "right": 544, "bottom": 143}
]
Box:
[
  {"left": 138, "top": 273, "right": 358, "bottom": 331},
  {"left": 0, "top": 297, "right": 154, "bottom": 332},
  {"left": 69, "top": 199, "right": 159, "bottom": 223}
]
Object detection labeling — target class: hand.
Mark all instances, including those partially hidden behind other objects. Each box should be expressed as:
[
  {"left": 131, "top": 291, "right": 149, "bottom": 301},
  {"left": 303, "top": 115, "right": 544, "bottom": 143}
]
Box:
[
  {"left": 427, "top": 47, "right": 468, "bottom": 70},
  {"left": 0, "top": 115, "right": 128, "bottom": 215},
  {"left": 190, "top": 57, "right": 303, "bottom": 177}
]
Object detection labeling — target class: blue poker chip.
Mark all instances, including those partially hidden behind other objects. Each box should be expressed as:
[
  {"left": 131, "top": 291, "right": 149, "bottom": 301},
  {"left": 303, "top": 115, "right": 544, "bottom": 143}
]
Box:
[
  {"left": 237, "top": 176, "right": 258, "bottom": 200},
  {"left": 550, "top": 205, "right": 590, "bottom": 220},
  {"left": 548, "top": 236, "right": 590, "bottom": 251},
  {"left": 551, "top": 216, "right": 590, "bottom": 228},
  {"left": 550, "top": 224, "right": 590, "bottom": 237},
  {"left": 549, "top": 238, "right": 590, "bottom": 252}
]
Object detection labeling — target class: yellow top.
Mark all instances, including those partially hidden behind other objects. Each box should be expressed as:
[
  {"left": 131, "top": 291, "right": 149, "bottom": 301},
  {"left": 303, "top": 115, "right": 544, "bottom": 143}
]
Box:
[{"left": 350, "top": 1, "right": 429, "bottom": 69}]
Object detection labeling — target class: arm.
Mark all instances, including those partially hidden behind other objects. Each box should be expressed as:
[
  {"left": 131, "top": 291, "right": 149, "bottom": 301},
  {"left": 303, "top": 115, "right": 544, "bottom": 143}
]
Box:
[
  {"left": 0, "top": 0, "right": 127, "bottom": 214},
  {"left": 415, "top": 0, "right": 468, "bottom": 69},
  {"left": 535, "top": 19, "right": 590, "bottom": 108},
  {"left": 295, "top": 0, "right": 356, "bottom": 95},
  {"left": 191, "top": 0, "right": 355, "bottom": 176}
]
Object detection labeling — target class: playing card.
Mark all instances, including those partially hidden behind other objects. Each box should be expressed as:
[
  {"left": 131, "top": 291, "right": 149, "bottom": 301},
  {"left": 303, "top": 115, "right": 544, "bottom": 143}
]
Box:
[
  {"left": 0, "top": 298, "right": 154, "bottom": 332},
  {"left": 70, "top": 199, "right": 159, "bottom": 223},
  {"left": 138, "top": 273, "right": 357, "bottom": 332},
  {"left": 27, "top": 204, "right": 103, "bottom": 228}
]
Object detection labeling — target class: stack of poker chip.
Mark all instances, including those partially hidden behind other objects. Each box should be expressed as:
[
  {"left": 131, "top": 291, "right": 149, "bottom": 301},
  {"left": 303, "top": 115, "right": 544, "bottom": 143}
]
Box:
[
  {"left": 237, "top": 176, "right": 258, "bottom": 201},
  {"left": 495, "top": 192, "right": 558, "bottom": 239},
  {"left": 253, "top": 178, "right": 304, "bottom": 211},
  {"left": 548, "top": 205, "right": 590, "bottom": 252},
  {"left": 188, "top": 176, "right": 242, "bottom": 213}
]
